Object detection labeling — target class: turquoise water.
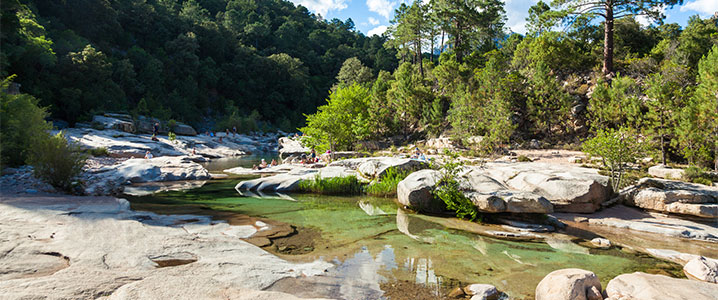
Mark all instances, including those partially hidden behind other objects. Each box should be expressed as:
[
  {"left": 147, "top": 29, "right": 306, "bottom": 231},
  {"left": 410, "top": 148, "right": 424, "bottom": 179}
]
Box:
[{"left": 126, "top": 179, "right": 682, "bottom": 299}]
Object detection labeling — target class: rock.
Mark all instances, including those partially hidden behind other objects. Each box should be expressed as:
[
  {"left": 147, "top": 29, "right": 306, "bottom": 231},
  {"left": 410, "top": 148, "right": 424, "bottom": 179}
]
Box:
[
  {"left": 83, "top": 156, "right": 211, "bottom": 195},
  {"left": 648, "top": 165, "right": 685, "bottom": 180},
  {"left": 535, "top": 268, "right": 602, "bottom": 300},
  {"left": 92, "top": 115, "right": 135, "bottom": 133},
  {"left": 464, "top": 284, "right": 498, "bottom": 300},
  {"left": 425, "top": 137, "right": 456, "bottom": 150},
  {"left": 135, "top": 115, "right": 163, "bottom": 134},
  {"left": 683, "top": 256, "right": 718, "bottom": 283},
  {"left": 52, "top": 119, "right": 69, "bottom": 129},
  {"left": 621, "top": 178, "right": 718, "bottom": 218},
  {"left": 606, "top": 272, "right": 718, "bottom": 300},
  {"left": 173, "top": 123, "right": 197, "bottom": 136},
  {"left": 396, "top": 169, "right": 444, "bottom": 213},
  {"left": 278, "top": 137, "right": 309, "bottom": 159},
  {"left": 354, "top": 157, "right": 428, "bottom": 180},
  {"left": 591, "top": 238, "right": 611, "bottom": 249},
  {"left": 235, "top": 166, "right": 355, "bottom": 193},
  {"left": 529, "top": 139, "right": 541, "bottom": 149},
  {"left": 447, "top": 286, "right": 465, "bottom": 298},
  {"left": 0, "top": 194, "right": 333, "bottom": 299}
]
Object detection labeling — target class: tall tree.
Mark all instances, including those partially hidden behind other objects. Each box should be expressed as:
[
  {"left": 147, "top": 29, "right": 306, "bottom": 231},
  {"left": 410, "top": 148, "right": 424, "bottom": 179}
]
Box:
[
  {"left": 645, "top": 61, "right": 690, "bottom": 165},
  {"left": 552, "top": 0, "right": 683, "bottom": 75},
  {"left": 433, "top": 0, "right": 505, "bottom": 63},
  {"left": 389, "top": 1, "right": 429, "bottom": 77},
  {"left": 688, "top": 45, "right": 718, "bottom": 170}
]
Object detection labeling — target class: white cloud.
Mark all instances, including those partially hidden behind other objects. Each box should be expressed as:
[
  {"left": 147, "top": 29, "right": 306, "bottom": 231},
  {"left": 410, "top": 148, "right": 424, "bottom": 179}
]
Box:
[
  {"left": 291, "top": 0, "right": 348, "bottom": 17},
  {"left": 680, "top": 0, "right": 718, "bottom": 17},
  {"left": 367, "top": 0, "right": 395, "bottom": 19},
  {"left": 504, "top": 0, "right": 540, "bottom": 34},
  {"left": 636, "top": 5, "right": 666, "bottom": 26},
  {"left": 367, "top": 25, "right": 388, "bottom": 36},
  {"left": 368, "top": 17, "right": 380, "bottom": 25}
]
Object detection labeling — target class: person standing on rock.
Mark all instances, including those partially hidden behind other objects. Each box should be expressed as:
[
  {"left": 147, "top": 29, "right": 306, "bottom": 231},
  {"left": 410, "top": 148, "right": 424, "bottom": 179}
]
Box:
[
  {"left": 233, "top": 126, "right": 237, "bottom": 137},
  {"left": 152, "top": 122, "right": 160, "bottom": 141}
]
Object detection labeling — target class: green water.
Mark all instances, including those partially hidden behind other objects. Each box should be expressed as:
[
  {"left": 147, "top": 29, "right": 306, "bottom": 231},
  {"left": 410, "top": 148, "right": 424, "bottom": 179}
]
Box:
[{"left": 126, "top": 179, "right": 683, "bottom": 300}]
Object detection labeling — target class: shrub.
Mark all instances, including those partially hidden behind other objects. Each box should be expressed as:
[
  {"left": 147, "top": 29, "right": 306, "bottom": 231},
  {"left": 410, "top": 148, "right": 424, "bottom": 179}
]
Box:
[
  {"left": 168, "top": 131, "right": 177, "bottom": 143},
  {"left": 432, "top": 150, "right": 480, "bottom": 221},
  {"left": 684, "top": 166, "right": 714, "bottom": 186},
  {"left": 28, "top": 131, "right": 86, "bottom": 191},
  {"left": 517, "top": 155, "right": 532, "bottom": 162},
  {"left": 0, "top": 76, "right": 52, "bottom": 167},
  {"left": 582, "top": 127, "right": 644, "bottom": 192},
  {"left": 365, "top": 167, "right": 409, "bottom": 197},
  {"left": 87, "top": 147, "right": 109, "bottom": 157},
  {"left": 298, "top": 175, "right": 362, "bottom": 195}
]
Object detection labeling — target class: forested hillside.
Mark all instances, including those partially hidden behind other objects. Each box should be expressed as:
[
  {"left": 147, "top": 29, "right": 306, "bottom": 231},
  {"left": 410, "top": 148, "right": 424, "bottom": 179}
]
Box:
[
  {"left": 299, "top": 0, "right": 718, "bottom": 170},
  {"left": 1, "top": 0, "right": 397, "bottom": 129}
]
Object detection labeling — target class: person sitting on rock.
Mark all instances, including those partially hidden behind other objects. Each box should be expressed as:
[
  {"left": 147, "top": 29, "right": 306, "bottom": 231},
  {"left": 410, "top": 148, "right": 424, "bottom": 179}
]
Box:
[
  {"left": 226, "top": 128, "right": 230, "bottom": 136},
  {"left": 144, "top": 151, "right": 153, "bottom": 159},
  {"left": 259, "top": 159, "right": 268, "bottom": 169},
  {"left": 270, "top": 159, "right": 278, "bottom": 167}
]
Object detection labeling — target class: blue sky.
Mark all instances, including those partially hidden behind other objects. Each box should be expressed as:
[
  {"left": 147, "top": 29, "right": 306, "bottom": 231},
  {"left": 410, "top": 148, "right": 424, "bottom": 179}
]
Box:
[{"left": 289, "top": 0, "right": 718, "bottom": 36}]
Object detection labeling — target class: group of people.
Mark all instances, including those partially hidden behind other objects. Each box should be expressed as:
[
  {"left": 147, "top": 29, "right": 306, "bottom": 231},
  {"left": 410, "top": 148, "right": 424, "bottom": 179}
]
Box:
[
  {"left": 411, "top": 147, "right": 428, "bottom": 161},
  {"left": 252, "top": 158, "right": 278, "bottom": 170},
  {"left": 203, "top": 126, "right": 238, "bottom": 143}
]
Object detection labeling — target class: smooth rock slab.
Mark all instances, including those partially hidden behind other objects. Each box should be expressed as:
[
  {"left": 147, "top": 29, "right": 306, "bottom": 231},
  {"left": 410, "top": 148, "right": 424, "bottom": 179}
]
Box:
[
  {"left": 535, "top": 268, "right": 602, "bottom": 300},
  {"left": 648, "top": 164, "right": 685, "bottom": 180},
  {"left": 622, "top": 178, "right": 718, "bottom": 218},
  {"left": 606, "top": 272, "right": 718, "bottom": 300}
]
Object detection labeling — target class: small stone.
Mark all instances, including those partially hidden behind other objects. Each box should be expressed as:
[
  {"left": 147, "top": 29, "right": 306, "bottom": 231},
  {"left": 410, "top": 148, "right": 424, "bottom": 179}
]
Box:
[
  {"left": 464, "top": 284, "right": 498, "bottom": 300},
  {"left": 591, "top": 238, "right": 611, "bottom": 249}
]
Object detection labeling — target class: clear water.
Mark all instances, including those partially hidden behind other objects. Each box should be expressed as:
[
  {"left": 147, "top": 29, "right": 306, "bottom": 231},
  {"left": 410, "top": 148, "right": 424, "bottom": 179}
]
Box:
[{"left": 126, "top": 179, "right": 683, "bottom": 299}]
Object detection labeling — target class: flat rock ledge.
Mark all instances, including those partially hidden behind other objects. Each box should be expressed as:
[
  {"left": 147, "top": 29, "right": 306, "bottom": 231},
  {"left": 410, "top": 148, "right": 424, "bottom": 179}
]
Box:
[
  {"left": 606, "top": 272, "right": 718, "bottom": 300},
  {"left": 233, "top": 157, "right": 429, "bottom": 193},
  {"left": 83, "top": 156, "right": 211, "bottom": 195},
  {"left": 0, "top": 194, "right": 332, "bottom": 299},
  {"left": 621, "top": 178, "right": 718, "bottom": 219},
  {"left": 397, "top": 162, "right": 612, "bottom": 214}
]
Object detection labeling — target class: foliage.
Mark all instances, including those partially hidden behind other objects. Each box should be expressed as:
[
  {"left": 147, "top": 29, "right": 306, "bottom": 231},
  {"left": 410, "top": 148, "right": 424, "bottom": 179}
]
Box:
[
  {"left": 334, "top": 57, "right": 374, "bottom": 89},
  {"left": 684, "top": 166, "right": 713, "bottom": 186},
  {"left": 365, "top": 167, "right": 409, "bottom": 197},
  {"left": 0, "top": 76, "right": 52, "bottom": 167},
  {"left": 87, "top": 147, "right": 109, "bottom": 157},
  {"left": 681, "top": 45, "right": 718, "bottom": 170},
  {"left": 1, "top": 0, "right": 398, "bottom": 127},
  {"left": 588, "top": 74, "right": 643, "bottom": 131},
  {"left": 300, "top": 84, "right": 371, "bottom": 152},
  {"left": 526, "top": 61, "right": 572, "bottom": 139},
  {"left": 517, "top": 155, "right": 532, "bottom": 162},
  {"left": 28, "top": 131, "right": 86, "bottom": 191},
  {"left": 298, "top": 175, "right": 362, "bottom": 195},
  {"left": 214, "top": 109, "right": 261, "bottom": 134},
  {"left": 582, "top": 127, "right": 644, "bottom": 192},
  {"left": 432, "top": 151, "right": 479, "bottom": 221},
  {"left": 168, "top": 132, "right": 177, "bottom": 143}
]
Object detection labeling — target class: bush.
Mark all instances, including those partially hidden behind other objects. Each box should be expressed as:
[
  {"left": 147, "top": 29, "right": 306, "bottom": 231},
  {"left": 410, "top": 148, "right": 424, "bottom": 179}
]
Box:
[
  {"left": 365, "top": 167, "right": 409, "bottom": 197},
  {"left": 0, "top": 76, "right": 52, "bottom": 167},
  {"left": 298, "top": 175, "right": 362, "bottom": 195},
  {"left": 517, "top": 155, "right": 532, "bottom": 162},
  {"left": 684, "top": 166, "right": 714, "bottom": 185},
  {"left": 168, "top": 131, "right": 177, "bottom": 142},
  {"left": 582, "top": 127, "right": 644, "bottom": 192},
  {"left": 87, "top": 147, "right": 109, "bottom": 157},
  {"left": 432, "top": 150, "right": 480, "bottom": 221},
  {"left": 28, "top": 131, "right": 86, "bottom": 191}
]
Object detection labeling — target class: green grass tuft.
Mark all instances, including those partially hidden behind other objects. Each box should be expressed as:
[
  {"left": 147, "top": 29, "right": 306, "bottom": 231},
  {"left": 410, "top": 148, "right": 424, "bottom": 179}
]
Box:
[
  {"left": 365, "top": 167, "right": 409, "bottom": 197},
  {"left": 298, "top": 175, "right": 362, "bottom": 195}
]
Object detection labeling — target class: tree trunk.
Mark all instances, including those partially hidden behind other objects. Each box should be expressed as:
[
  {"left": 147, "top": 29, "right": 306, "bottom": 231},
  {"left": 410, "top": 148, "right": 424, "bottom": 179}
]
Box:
[
  {"left": 430, "top": 30, "right": 434, "bottom": 63},
  {"left": 602, "top": 0, "right": 614, "bottom": 76},
  {"left": 455, "top": 20, "right": 462, "bottom": 64},
  {"left": 440, "top": 30, "right": 445, "bottom": 55},
  {"left": 417, "top": 38, "right": 424, "bottom": 78},
  {"left": 661, "top": 115, "right": 667, "bottom": 165}
]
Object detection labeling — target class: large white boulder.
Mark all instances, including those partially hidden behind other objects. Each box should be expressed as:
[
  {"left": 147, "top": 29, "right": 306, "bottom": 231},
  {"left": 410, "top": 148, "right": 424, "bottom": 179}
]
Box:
[
  {"left": 606, "top": 272, "right": 718, "bottom": 300},
  {"left": 235, "top": 166, "right": 356, "bottom": 193},
  {"left": 92, "top": 115, "right": 135, "bottom": 133},
  {"left": 278, "top": 137, "right": 309, "bottom": 158},
  {"left": 622, "top": 178, "right": 718, "bottom": 218},
  {"left": 535, "top": 268, "right": 603, "bottom": 300},
  {"left": 648, "top": 164, "right": 685, "bottom": 180},
  {"left": 396, "top": 169, "right": 443, "bottom": 212},
  {"left": 683, "top": 256, "right": 718, "bottom": 283}
]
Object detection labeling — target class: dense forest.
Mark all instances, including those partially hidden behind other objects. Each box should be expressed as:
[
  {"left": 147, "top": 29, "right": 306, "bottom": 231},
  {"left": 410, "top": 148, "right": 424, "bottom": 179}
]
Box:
[
  {"left": 2, "top": 0, "right": 718, "bottom": 170},
  {"left": 1, "top": 0, "right": 398, "bottom": 129},
  {"left": 300, "top": 0, "right": 718, "bottom": 170}
]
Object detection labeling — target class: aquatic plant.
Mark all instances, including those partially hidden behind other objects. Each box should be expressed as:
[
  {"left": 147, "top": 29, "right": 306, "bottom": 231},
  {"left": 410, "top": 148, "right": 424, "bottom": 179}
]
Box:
[
  {"left": 298, "top": 175, "right": 362, "bottom": 195},
  {"left": 365, "top": 167, "right": 409, "bottom": 197}
]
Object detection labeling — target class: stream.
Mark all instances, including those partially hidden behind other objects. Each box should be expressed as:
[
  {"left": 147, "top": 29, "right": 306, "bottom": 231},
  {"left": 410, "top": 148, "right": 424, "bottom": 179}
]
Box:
[{"left": 125, "top": 178, "right": 684, "bottom": 300}]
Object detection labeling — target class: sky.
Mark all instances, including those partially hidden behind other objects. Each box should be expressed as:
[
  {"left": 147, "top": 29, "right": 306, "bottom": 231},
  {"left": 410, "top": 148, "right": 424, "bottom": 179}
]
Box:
[{"left": 289, "top": 0, "right": 718, "bottom": 36}]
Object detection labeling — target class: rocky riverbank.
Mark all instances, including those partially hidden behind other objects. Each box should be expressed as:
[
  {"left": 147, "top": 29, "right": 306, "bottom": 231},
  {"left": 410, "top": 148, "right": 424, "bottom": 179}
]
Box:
[{"left": 0, "top": 192, "right": 332, "bottom": 299}]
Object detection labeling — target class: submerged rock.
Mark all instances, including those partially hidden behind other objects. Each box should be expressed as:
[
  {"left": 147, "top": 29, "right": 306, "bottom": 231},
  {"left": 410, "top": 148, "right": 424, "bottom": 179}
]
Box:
[
  {"left": 621, "top": 178, "right": 718, "bottom": 218},
  {"left": 535, "top": 268, "right": 602, "bottom": 300},
  {"left": 606, "top": 272, "right": 718, "bottom": 300}
]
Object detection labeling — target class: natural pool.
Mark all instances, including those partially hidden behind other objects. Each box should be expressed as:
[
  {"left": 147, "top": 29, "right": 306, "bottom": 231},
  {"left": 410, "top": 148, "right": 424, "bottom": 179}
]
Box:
[{"left": 126, "top": 179, "right": 683, "bottom": 299}]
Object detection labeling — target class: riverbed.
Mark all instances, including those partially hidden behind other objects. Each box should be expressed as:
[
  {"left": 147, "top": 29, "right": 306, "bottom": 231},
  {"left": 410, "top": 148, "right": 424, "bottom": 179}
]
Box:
[{"left": 125, "top": 179, "right": 685, "bottom": 299}]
